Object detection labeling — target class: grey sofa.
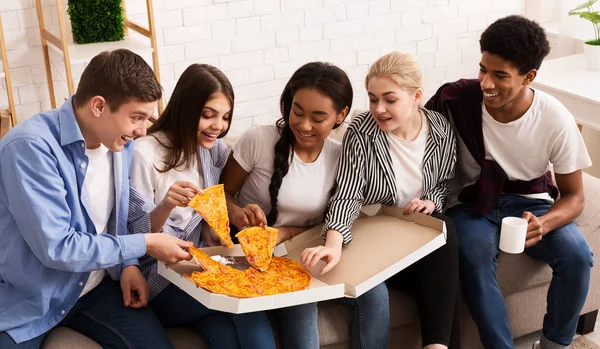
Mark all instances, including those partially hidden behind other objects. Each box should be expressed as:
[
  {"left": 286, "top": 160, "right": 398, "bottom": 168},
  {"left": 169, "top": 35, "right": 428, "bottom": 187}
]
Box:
[{"left": 41, "top": 115, "right": 600, "bottom": 349}]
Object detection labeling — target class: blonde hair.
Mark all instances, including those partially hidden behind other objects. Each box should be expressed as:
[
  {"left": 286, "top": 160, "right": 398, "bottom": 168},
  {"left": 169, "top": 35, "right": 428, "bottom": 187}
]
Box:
[{"left": 365, "top": 52, "right": 423, "bottom": 92}]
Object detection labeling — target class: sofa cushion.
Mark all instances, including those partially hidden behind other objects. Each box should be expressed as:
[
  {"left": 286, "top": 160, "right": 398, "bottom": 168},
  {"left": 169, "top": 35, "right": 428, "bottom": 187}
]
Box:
[
  {"left": 316, "top": 288, "right": 418, "bottom": 346},
  {"left": 42, "top": 327, "right": 101, "bottom": 349},
  {"left": 42, "top": 289, "right": 417, "bottom": 349}
]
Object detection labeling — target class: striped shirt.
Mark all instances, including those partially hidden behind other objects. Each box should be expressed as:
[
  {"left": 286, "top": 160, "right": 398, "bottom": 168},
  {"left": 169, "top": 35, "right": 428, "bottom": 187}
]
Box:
[
  {"left": 128, "top": 138, "right": 229, "bottom": 299},
  {"left": 323, "top": 109, "right": 456, "bottom": 245}
]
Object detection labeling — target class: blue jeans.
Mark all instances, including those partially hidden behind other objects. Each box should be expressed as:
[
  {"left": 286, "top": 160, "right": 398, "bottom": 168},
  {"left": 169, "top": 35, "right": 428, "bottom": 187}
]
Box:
[
  {"left": 447, "top": 194, "right": 594, "bottom": 349},
  {"left": 0, "top": 276, "right": 174, "bottom": 349},
  {"left": 339, "top": 282, "right": 390, "bottom": 349},
  {"left": 276, "top": 303, "right": 319, "bottom": 349},
  {"left": 150, "top": 283, "right": 275, "bottom": 349}
]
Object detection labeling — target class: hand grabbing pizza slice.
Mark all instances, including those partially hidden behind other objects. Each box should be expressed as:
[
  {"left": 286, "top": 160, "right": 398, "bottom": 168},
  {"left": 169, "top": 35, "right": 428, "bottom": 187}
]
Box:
[{"left": 236, "top": 226, "right": 279, "bottom": 271}]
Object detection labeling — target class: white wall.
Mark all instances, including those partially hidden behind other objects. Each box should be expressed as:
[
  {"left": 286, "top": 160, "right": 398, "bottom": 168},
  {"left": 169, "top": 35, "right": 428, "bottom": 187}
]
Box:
[{"left": 0, "top": 0, "right": 526, "bottom": 135}]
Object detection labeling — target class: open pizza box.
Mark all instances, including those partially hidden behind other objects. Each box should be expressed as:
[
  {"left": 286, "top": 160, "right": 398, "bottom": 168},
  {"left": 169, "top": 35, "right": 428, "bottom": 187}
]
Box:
[{"left": 158, "top": 204, "right": 447, "bottom": 314}]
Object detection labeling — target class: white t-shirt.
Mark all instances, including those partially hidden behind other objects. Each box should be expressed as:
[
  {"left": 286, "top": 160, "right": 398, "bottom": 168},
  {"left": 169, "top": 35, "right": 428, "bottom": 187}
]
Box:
[
  {"left": 233, "top": 125, "right": 341, "bottom": 227},
  {"left": 130, "top": 132, "right": 204, "bottom": 230},
  {"left": 387, "top": 111, "right": 429, "bottom": 207},
  {"left": 447, "top": 88, "right": 592, "bottom": 208},
  {"left": 80, "top": 144, "right": 114, "bottom": 297}
]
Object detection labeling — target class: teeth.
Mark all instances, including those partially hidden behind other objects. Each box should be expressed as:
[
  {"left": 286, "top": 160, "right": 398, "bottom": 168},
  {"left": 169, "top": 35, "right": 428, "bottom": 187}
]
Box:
[
  {"left": 299, "top": 132, "right": 314, "bottom": 137},
  {"left": 122, "top": 136, "right": 132, "bottom": 141},
  {"left": 484, "top": 92, "right": 498, "bottom": 97},
  {"left": 203, "top": 132, "right": 218, "bottom": 138}
]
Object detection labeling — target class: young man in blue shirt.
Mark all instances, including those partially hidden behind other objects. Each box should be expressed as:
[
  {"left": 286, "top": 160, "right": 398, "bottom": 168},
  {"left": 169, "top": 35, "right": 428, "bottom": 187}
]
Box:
[{"left": 0, "top": 49, "right": 193, "bottom": 348}]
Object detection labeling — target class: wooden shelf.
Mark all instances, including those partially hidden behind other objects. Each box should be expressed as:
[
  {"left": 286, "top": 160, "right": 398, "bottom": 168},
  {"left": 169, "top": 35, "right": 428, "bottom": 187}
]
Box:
[
  {"left": 0, "top": 15, "right": 17, "bottom": 128},
  {"left": 47, "top": 32, "right": 155, "bottom": 65},
  {"left": 35, "top": 0, "right": 163, "bottom": 112}
]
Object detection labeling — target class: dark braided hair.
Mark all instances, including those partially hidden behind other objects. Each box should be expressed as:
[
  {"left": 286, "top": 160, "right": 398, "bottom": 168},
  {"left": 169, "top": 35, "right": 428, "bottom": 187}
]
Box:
[{"left": 266, "top": 62, "right": 353, "bottom": 226}]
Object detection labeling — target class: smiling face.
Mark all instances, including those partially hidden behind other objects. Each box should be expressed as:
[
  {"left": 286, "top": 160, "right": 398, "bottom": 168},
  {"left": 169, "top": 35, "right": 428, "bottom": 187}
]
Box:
[
  {"left": 478, "top": 51, "right": 536, "bottom": 117},
  {"left": 197, "top": 92, "right": 231, "bottom": 149},
  {"left": 288, "top": 88, "right": 345, "bottom": 151},
  {"left": 91, "top": 97, "right": 155, "bottom": 151},
  {"left": 367, "top": 76, "right": 421, "bottom": 135}
]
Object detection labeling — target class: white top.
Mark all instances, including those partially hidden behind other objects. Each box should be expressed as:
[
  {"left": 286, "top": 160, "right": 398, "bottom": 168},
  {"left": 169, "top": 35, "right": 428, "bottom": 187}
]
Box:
[
  {"left": 233, "top": 125, "right": 341, "bottom": 227},
  {"left": 130, "top": 132, "right": 205, "bottom": 230},
  {"left": 448, "top": 89, "right": 592, "bottom": 207},
  {"left": 80, "top": 144, "right": 114, "bottom": 297},
  {"left": 387, "top": 112, "right": 429, "bottom": 207}
]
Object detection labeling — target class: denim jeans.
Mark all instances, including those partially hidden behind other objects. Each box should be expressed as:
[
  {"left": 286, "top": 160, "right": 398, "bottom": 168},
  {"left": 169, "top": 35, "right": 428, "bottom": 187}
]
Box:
[
  {"left": 447, "top": 194, "right": 594, "bottom": 349},
  {"left": 339, "top": 282, "right": 390, "bottom": 349},
  {"left": 276, "top": 302, "right": 319, "bottom": 349},
  {"left": 0, "top": 276, "right": 174, "bottom": 349},
  {"left": 150, "top": 283, "right": 276, "bottom": 349}
]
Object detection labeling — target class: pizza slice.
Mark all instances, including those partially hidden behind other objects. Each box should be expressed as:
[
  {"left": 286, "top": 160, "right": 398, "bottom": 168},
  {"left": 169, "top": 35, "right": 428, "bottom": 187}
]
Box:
[
  {"left": 188, "top": 184, "right": 234, "bottom": 248},
  {"left": 188, "top": 245, "right": 234, "bottom": 274},
  {"left": 236, "top": 226, "right": 279, "bottom": 271}
]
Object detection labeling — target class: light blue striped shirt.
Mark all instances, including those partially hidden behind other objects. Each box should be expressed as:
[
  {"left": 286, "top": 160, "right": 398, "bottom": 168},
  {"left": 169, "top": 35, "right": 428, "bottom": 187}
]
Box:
[{"left": 129, "top": 137, "right": 229, "bottom": 299}]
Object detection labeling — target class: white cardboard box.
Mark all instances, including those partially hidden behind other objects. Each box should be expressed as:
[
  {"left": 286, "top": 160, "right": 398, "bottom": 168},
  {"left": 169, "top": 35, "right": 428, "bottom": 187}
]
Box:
[{"left": 158, "top": 204, "right": 447, "bottom": 314}]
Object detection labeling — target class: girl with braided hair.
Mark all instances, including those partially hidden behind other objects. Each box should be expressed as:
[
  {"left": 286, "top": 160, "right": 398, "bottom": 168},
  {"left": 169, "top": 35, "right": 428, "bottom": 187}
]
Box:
[{"left": 222, "top": 61, "right": 391, "bottom": 349}]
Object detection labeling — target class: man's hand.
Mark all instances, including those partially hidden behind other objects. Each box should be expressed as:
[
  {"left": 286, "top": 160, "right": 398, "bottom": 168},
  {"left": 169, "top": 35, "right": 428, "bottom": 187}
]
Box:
[
  {"left": 523, "top": 211, "right": 546, "bottom": 248},
  {"left": 403, "top": 198, "right": 435, "bottom": 215},
  {"left": 161, "top": 181, "right": 203, "bottom": 210},
  {"left": 231, "top": 204, "right": 267, "bottom": 229},
  {"left": 145, "top": 233, "right": 192, "bottom": 264},
  {"left": 120, "top": 266, "right": 149, "bottom": 308}
]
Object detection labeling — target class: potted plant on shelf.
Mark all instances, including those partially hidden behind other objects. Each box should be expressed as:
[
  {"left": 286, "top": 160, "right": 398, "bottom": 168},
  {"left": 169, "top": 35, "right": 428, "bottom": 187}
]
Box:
[
  {"left": 569, "top": 0, "right": 600, "bottom": 70},
  {"left": 67, "top": 0, "right": 125, "bottom": 44}
]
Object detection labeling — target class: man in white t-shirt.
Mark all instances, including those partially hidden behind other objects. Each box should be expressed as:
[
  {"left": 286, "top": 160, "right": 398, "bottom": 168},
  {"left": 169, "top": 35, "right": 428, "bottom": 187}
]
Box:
[{"left": 426, "top": 16, "right": 593, "bottom": 349}]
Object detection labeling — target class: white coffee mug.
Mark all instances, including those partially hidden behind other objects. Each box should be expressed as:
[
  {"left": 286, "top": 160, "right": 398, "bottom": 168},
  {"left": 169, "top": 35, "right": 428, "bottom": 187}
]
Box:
[{"left": 499, "top": 217, "right": 528, "bottom": 254}]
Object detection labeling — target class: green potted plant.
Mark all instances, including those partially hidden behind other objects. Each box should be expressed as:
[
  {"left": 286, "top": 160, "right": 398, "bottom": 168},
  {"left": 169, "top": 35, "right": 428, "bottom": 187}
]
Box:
[
  {"left": 67, "top": 0, "right": 125, "bottom": 44},
  {"left": 569, "top": 0, "right": 600, "bottom": 70}
]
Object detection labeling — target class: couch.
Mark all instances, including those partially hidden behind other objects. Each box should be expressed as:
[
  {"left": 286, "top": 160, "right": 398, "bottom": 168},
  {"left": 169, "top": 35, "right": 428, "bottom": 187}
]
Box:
[{"left": 41, "top": 112, "right": 600, "bottom": 349}]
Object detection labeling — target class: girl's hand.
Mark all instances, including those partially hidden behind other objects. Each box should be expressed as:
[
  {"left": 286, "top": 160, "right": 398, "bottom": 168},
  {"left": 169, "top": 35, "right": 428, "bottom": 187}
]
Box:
[
  {"left": 161, "top": 181, "right": 203, "bottom": 210},
  {"left": 301, "top": 230, "right": 343, "bottom": 275},
  {"left": 301, "top": 246, "right": 341, "bottom": 275},
  {"left": 231, "top": 204, "right": 267, "bottom": 229},
  {"left": 403, "top": 198, "right": 435, "bottom": 215},
  {"left": 202, "top": 225, "right": 225, "bottom": 247}
]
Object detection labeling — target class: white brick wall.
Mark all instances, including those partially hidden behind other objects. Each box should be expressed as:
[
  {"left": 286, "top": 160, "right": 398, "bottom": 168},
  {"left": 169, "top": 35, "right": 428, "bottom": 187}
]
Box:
[{"left": 0, "top": 0, "right": 526, "bottom": 130}]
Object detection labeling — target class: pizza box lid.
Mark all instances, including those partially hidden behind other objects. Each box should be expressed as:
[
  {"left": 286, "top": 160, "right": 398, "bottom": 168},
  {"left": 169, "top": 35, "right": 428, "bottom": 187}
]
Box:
[{"left": 158, "top": 204, "right": 446, "bottom": 313}]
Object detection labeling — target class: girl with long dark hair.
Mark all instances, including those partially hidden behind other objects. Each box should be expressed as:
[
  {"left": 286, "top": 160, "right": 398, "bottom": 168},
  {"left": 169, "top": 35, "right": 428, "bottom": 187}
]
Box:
[
  {"left": 222, "top": 62, "right": 390, "bottom": 348},
  {"left": 130, "top": 64, "right": 275, "bottom": 349}
]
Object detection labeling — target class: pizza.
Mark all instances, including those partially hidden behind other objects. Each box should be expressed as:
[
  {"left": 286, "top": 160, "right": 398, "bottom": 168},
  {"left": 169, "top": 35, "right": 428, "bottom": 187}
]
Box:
[
  {"left": 188, "top": 246, "right": 232, "bottom": 274},
  {"left": 245, "top": 257, "right": 312, "bottom": 294},
  {"left": 236, "top": 226, "right": 279, "bottom": 271},
  {"left": 188, "top": 184, "right": 233, "bottom": 248},
  {"left": 185, "top": 253, "right": 311, "bottom": 298}
]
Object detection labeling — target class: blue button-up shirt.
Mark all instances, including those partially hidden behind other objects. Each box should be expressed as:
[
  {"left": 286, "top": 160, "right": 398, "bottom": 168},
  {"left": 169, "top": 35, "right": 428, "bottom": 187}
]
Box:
[{"left": 0, "top": 97, "right": 147, "bottom": 343}]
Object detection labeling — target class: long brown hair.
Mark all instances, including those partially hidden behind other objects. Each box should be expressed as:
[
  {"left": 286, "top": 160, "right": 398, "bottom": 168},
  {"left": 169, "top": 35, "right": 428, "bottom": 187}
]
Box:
[{"left": 148, "top": 64, "right": 234, "bottom": 173}]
